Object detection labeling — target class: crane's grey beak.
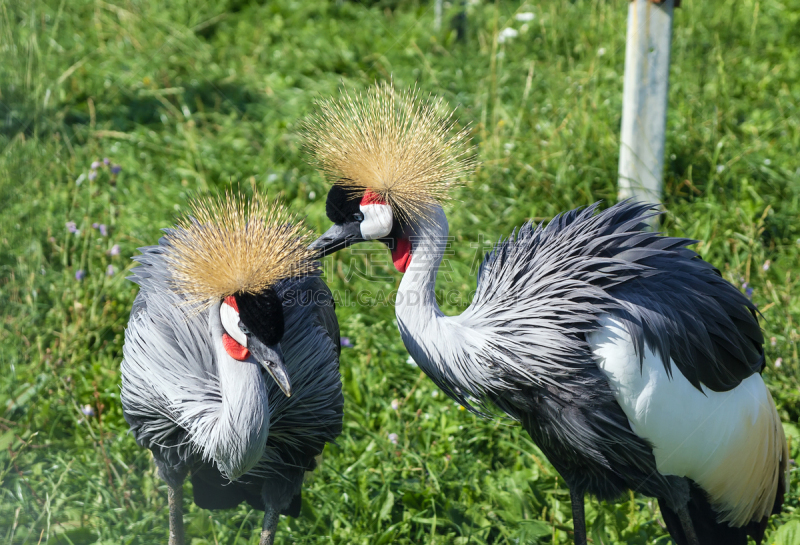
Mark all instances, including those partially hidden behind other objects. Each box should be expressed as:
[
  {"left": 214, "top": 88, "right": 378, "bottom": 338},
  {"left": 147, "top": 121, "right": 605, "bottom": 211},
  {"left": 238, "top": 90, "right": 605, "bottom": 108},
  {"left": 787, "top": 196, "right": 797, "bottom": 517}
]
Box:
[
  {"left": 249, "top": 338, "right": 291, "bottom": 397},
  {"left": 309, "top": 222, "right": 364, "bottom": 257}
]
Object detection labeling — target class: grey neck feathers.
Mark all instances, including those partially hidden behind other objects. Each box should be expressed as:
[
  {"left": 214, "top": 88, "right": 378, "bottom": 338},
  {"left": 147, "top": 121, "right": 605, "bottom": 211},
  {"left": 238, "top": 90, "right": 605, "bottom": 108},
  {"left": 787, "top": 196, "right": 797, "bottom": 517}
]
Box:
[
  {"left": 395, "top": 207, "right": 494, "bottom": 405},
  {"left": 204, "top": 306, "right": 270, "bottom": 480},
  {"left": 396, "top": 206, "right": 449, "bottom": 322}
]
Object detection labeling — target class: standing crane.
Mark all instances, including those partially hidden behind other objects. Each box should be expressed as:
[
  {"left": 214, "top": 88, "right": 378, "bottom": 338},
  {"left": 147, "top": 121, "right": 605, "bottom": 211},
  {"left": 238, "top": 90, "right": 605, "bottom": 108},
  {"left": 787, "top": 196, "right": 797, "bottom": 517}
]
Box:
[
  {"left": 121, "top": 192, "right": 343, "bottom": 545},
  {"left": 304, "top": 84, "right": 787, "bottom": 545}
]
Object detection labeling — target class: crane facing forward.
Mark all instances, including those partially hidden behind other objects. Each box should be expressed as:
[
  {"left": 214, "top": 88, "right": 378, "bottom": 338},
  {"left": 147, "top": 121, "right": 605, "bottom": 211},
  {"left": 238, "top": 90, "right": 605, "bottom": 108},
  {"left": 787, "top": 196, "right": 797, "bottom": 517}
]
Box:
[
  {"left": 305, "top": 84, "right": 787, "bottom": 545},
  {"left": 121, "top": 192, "right": 343, "bottom": 545}
]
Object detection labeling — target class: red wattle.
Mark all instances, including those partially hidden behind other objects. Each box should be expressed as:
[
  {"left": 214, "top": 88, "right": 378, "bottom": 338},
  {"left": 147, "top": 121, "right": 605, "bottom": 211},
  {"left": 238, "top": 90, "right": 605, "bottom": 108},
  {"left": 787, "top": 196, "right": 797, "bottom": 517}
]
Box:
[
  {"left": 391, "top": 237, "right": 412, "bottom": 273},
  {"left": 361, "top": 190, "right": 386, "bottom": 206},
  {"left": 223, "top": 332, "right": 250, "bottom": 361}
]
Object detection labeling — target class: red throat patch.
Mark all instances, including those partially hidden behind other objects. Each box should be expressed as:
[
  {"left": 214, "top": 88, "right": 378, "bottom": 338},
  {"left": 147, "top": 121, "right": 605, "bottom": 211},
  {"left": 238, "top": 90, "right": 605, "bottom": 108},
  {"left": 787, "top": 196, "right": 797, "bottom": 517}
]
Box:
[
  {"left": 223, "top": 333, "right": 250, "bottom": 360},
  {"left": 391, "top": 237, "right": 412, "bottom": 273},
  {"left": 360, "top": 190, "right": 386, "bottom": 206}
]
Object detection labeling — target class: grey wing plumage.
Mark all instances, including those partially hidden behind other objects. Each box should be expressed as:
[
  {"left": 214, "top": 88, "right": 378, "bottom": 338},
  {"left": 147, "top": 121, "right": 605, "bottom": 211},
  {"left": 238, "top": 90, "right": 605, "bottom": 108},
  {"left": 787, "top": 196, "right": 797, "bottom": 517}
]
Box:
[
  {"left": 121, "top": 238, "right": 220, "bottom": 471},
  {"left": 467, "top": 201, "right": 763, "bottom": 393}
]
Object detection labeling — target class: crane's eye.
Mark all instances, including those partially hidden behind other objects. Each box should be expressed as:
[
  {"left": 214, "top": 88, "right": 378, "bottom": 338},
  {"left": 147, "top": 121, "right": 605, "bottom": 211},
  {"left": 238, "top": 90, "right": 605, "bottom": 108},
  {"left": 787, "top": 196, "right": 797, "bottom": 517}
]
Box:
[
  {"left": 352, "top": 212, "right": 364, "bottom": 222},
  {"left": 220, "top": 296, "right": 248, "bottom": 347},
  {"left": 237, "top": 321, "right": 250, "bottom": 336}
]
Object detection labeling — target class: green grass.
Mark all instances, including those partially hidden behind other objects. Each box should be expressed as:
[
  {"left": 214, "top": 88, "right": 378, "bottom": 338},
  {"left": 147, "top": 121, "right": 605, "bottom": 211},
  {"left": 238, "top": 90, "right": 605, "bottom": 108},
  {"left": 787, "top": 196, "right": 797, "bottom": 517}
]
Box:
[{"left": 2, "top": 0, "right": 799, "bottom": 543}]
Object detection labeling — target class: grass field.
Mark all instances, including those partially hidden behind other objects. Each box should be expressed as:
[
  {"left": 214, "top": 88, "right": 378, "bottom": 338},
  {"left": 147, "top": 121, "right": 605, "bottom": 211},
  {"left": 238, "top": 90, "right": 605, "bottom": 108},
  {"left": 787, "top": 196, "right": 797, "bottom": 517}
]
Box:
[{"left": 2, "top": 0, "right": 800, "bottom": 543}]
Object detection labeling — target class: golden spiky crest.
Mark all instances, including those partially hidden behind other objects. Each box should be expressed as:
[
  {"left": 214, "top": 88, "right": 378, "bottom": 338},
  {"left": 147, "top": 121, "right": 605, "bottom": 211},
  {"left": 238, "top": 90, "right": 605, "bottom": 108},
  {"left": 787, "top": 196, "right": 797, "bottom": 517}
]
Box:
[
  {"left": 303, "top": 81, "right": 475, "bottom": 222},
  {"left": 164, "top": 190, "right": 317, "bottom": 311}
]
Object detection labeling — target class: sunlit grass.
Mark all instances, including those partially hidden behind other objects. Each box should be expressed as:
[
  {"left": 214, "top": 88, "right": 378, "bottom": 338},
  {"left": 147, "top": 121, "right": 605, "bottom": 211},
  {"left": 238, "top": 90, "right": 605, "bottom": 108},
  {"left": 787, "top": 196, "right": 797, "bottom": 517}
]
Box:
[{"left": 1, "top": 0, "right": 799, "bottom": 543}]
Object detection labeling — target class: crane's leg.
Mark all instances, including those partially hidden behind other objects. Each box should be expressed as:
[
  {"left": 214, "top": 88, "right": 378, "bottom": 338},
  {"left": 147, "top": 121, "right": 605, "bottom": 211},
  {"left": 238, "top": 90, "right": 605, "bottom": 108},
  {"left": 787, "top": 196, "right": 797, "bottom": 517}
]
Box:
[
  {"left": 569, "top": 489, "right": 587, "bottom": 545},
  {"left": 675, "top": 503, "right": 701, "bottom": 545},
  {"left": 156, "top": 461, "right": 187, "bottom": 545},
  {"left": 168, "top": 482, "right": 184, "bottom": 545},
  {"left": 259, "top": 505, "right": 279, "bottom": 545}
]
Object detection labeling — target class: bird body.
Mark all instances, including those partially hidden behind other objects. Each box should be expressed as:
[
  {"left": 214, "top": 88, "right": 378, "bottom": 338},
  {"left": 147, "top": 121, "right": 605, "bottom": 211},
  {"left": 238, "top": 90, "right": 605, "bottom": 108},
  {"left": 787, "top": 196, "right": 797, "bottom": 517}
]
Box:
[
  {"left": 320, "top": 200, "right": 787, "bottom": 544},
  {"left": 390, "top": 203, "right": 785, "bottom": 544},
  {"left": 306, "top": 85, "right": 787, "bottom": 544},
  {"left": 121, "top": 194, "right": 343, "bottom": 545}
]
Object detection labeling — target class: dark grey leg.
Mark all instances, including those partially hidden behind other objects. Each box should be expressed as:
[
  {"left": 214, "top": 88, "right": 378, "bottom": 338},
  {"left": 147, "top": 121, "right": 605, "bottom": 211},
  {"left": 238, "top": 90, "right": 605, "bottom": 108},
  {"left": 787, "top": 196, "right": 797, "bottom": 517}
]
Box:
[
  {"left": 676, "top": 502, "right": 701, "bottom": 545},
  {"left": 259, "top": 504, "right": 280, "bottom": 545},
  {"left": 168, "top": 482, "right": 184, "bottom": 545},
  {"left": 570, "top": 489, "right": 587, "bottom": 545}
]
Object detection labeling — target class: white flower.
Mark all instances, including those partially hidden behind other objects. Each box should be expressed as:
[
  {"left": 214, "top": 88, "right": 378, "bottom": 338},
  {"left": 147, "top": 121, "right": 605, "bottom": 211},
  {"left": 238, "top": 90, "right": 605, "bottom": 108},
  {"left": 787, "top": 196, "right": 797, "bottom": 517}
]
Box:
[
  {"left": 497, "top": 27, "right": 519, "bottom": 44},
  {"left": 764, "top": 159, "right": 771, "bottom": 165},
  {"left": 391, "top": 399, "right": 400, "bottom": 411},
  {"left": 432, "top": 390, "right": 439, "bottom": 398},
  {"left": 515, "top": 12, "right": 535, "bottom": 22},
  {"left": 308, "top": 191, "right": 316, "bottom": 200},
  {"left": 388, "top": 433, "right": 399, "bottom": 445},
  {"left": 597, "top": 47, "right": 606, "bottom": 57},
  {"left": 716, "top": 165, "right": 725, "bottom": 173},
  {"left": 775, "top": 357, "right": 783, "bottom": 368},
  {"left": 762, "top": 260, "right": 770, "bottom": 272}
]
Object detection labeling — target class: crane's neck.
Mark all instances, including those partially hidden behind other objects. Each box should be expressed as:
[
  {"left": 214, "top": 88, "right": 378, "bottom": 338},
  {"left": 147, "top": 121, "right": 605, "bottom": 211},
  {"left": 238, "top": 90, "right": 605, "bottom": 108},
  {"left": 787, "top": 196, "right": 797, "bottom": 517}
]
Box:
[
  {"left": 395, "top": 207, "right": 488, "bottom": 399},
  {"left": 395, "top": 206, "right": 449, "bottom": 324},
  {"left": 207, "top": 308, "right": 270, "bottom": 481}
]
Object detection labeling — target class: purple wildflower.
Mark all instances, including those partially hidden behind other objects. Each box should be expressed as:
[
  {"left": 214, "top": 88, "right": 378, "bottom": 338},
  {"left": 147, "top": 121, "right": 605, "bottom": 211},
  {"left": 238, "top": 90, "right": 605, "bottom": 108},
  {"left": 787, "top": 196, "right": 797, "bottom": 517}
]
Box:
[
  {"left": 66, "top": 221, "right": 77, "bottom": 233},
  {"left": 762, "top": 260, "right": 771, "bottom": 272},
  {"left": 103, "top": 158, "right": 110, "bottom": 165},
  {"left": 92, "top": 222, "right": 99, "bottom": 229},
  {"left": 81, "top": 404, "right": 95, "bottom": 417},
  {"left": 340, "top": 337, "right": 353, "bottom": 348},
  {"left": 91, "top": 161, "right": 101, "bottom": 170},
  {"left": 741, "top": 282, "right": 748, "bottom": 290},
  {"left": 391, "top": 399, "right": 400, "bottom": 411},
  {"left": 109, "top": 244, "right": 121, "bottom": 256},
  {"left": 88, "top": 170, "right": 97, "bottom": 181},
  {"left": 771, "top": 337, "right": 777, "bottom": 347},
  {"left": 106, "top": 264, "right": 116, "bottom": 276},
  {"left": 99, "top": 224, "right": 108, "bottom": 237},
  {"left": 746, "top": 287, "right": 754, "bottom": 298},
  {"left": 388, "top": 433, "right": 399, "bottom": 445},
  {"left": 75, "top": 270, "right": 85, "bottom": 281},
  {"left": 111, "top": 164, "right": 122, "bottom": 174}
]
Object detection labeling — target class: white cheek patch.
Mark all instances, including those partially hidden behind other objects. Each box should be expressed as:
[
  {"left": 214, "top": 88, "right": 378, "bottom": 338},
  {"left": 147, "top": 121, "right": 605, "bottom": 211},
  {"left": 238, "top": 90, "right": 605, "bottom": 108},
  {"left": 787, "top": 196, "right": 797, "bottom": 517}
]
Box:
[
  {"left": 359, "top": 203, "right": 393, "bottom": 240},
  {"left": 220, "top": 301, "right": 248, "bottom": 347}
]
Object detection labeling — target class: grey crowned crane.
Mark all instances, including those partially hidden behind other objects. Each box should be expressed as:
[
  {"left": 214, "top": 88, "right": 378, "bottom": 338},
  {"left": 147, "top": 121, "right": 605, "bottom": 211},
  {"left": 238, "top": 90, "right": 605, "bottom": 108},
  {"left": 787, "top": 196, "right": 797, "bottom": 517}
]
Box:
[
  {"left": 121, "top": 192, "right": 343, "bottom": 545},
  {"left": 304, "top": 84, "right": 788, "bottom": 545}
]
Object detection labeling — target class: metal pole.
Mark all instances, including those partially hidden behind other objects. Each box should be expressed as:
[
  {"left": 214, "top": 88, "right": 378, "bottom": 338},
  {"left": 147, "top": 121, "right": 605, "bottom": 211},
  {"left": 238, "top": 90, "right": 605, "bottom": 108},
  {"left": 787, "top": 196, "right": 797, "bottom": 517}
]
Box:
[{"left": 618, "top": 0, "right": 676, "bottom": 220}]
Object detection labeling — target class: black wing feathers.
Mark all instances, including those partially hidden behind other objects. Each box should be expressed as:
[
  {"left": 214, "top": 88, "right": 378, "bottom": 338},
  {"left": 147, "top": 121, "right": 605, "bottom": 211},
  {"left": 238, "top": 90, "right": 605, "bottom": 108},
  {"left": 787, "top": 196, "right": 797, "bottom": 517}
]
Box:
[{"left": 478, "top": 201, "right": 763, "bottom": 393}]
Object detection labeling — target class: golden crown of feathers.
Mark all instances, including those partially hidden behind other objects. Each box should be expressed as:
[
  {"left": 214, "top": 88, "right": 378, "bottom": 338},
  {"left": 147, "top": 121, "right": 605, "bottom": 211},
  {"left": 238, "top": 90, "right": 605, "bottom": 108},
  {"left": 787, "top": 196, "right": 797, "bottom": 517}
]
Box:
[
  {"left": 164, "top": 191, "right": 317, "bottom": 310},
  {"left": 302, "top": 82, "right": 476, "bottom": 220}
]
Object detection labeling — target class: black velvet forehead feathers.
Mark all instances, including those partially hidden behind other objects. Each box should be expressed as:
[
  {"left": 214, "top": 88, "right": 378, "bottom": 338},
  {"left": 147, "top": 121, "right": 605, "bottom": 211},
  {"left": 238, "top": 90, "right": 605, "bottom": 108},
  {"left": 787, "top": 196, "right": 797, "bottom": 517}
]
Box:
[
  {"left": 234, "top": 288, "right": 284, "bottom": 346},
  {"left": 325, "top": 183, "right": 362, "bottom": 224}
]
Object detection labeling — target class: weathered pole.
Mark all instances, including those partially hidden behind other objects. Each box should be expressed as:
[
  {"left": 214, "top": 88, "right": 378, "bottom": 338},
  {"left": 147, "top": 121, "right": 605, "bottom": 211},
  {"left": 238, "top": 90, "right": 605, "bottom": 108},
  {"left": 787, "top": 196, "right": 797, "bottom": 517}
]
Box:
[{"left": 618, "top": 0, "right": 678, "bottom": 223}]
